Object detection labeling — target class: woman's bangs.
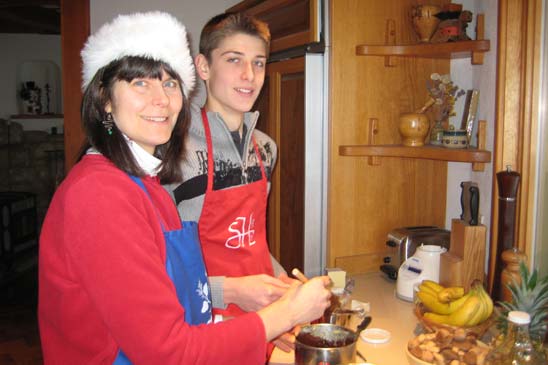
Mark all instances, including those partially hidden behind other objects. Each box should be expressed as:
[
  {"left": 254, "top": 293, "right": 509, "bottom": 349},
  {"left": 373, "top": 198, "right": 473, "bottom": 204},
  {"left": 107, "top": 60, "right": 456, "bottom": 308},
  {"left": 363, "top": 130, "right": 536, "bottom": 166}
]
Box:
[{"left": 116, "top": 56, "right": 179, "bottom": 82}]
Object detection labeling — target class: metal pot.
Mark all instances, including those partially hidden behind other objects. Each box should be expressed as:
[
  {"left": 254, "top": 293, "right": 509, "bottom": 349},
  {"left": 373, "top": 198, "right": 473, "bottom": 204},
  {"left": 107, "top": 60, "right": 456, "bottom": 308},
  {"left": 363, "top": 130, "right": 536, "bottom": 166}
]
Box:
[{"left": 295, "top": 324, "right": 358, "bottom": 365}]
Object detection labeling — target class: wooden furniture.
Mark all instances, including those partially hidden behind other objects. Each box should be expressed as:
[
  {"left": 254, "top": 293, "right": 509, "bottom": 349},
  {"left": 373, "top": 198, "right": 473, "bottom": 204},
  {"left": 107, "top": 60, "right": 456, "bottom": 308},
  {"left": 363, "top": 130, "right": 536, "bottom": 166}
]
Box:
[
  {"left": 227, "top": 0, "right": 320, "bottom": 53},
  {"left": 0, "top": 192, "right": 38, "bottom": 282},
  {"left": 327, "top": 0, "right": 492, "bottom": 274},
  {"left": 440, "top": 219, "right": 487, "bottom": 291}
]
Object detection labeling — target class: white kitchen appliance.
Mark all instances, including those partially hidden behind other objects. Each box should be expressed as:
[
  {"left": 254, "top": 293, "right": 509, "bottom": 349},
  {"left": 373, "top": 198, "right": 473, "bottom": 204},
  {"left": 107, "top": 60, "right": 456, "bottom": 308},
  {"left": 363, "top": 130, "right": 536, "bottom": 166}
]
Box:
[{"left": 396, "top": 244, "right": 447, "bottom": 301}]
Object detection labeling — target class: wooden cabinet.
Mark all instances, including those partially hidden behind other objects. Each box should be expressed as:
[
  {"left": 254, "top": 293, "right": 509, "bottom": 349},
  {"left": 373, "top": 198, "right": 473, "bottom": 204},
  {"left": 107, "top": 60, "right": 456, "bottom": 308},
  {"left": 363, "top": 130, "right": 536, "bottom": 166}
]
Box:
[
  {"left": 326, "top": 0, "right": 493, "bottom": 274},
  {"left": 255, "top": 57, "right": 306, "bottom": 272},
  {"left": 227, "top": 0, "right": 320, "bottom": 53}
]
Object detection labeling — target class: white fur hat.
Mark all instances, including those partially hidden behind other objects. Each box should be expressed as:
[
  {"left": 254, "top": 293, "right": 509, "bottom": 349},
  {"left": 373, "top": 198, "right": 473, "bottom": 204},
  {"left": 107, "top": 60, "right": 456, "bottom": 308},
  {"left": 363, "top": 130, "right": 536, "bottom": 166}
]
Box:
[{"left": 81, "top": 11, "right": 195, "bottom": 96}]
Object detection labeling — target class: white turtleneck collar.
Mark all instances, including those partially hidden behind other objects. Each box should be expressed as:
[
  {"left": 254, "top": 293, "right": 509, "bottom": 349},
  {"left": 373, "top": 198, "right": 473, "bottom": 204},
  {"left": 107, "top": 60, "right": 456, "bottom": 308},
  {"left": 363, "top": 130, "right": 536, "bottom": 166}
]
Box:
[
  {"left": 126, "top": 137, "right": 162, "bottom": 176},
  {"left": 87, "top": 134, "right": 162, "bottom": 177}
]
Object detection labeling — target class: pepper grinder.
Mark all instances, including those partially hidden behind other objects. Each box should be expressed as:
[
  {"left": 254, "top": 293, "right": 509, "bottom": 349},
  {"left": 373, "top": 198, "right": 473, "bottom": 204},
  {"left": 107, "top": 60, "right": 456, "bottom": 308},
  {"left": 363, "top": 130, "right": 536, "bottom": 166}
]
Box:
[
  {"left": 493, "top": 166, "right": 521, "bottom": 300},
  {"left": 500, "top": 248, "right": 527, "bottom": 302}
]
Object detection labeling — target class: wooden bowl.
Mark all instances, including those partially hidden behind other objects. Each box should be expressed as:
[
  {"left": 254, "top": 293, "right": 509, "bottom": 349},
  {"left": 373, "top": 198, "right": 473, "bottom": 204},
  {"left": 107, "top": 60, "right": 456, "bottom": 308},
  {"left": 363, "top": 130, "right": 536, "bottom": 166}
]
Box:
[
  {"left": 414, "top": 303, "right": 494, "bottom": 337},
  {"left": 399, "top": 113, "right": 430, "bottom": 147}
]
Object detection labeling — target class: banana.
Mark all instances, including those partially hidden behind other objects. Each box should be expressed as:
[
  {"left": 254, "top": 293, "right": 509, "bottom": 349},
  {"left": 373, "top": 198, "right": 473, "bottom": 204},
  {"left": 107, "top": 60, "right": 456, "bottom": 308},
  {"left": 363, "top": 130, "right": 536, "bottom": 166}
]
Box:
[
  {"left": 465, "top": 290, "right": 486, "bottom": 326},
  {"left": 418, "top": 283, "right": 440, "bottom": 298},
  {"left": 449, "top": 293, "right": 483, "bottom": 327},
  {"left": 475, "top": 283, "right": 494, "bottom": 323},
  {"left": 418, "top": 290, "right": 448, "bottom": 313},
  {"left": 418, "top": 290, "right": 471, "bottom": 315},
  {"left": 437, "top": 286, "right": 465, "bottom": 303},
  {"left": 421, "top": 280, "right": 445, "bottom": 293},
  {"left": 424, "top": 295, "right": 483, "bottom": 326}
]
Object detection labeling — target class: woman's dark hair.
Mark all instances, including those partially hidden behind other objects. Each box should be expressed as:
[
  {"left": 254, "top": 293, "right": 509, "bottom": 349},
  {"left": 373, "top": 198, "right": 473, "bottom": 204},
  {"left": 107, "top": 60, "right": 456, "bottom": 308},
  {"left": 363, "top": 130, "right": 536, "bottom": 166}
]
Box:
[{"left": 80, "top": 56, "right": 189, "bottom": 184}]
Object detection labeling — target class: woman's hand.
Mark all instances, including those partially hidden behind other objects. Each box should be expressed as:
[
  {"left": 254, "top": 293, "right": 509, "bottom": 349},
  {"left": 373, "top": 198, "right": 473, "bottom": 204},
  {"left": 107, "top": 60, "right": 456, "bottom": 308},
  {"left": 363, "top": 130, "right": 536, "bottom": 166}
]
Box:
[
  {"left": 258, "top": 276, "right": 331, "bottom": 341},
  {"left": 272, "top": 331, "right": 295, "bottom": 352},
  {"left": 284, "top": 276, "right": 332, "bottom": 325},
  {"left": 224, "top": 274, "right": 290, "bottom": 312}
]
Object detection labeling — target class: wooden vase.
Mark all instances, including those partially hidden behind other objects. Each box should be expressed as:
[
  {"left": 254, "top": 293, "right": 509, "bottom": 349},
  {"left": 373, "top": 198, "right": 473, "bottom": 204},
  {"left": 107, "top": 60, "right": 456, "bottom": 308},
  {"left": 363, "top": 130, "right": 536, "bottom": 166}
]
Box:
[
  {"left": 399, "top": 113, "right": 430, "bottom": 147},
  {"left": 411, "top": 5, "right": 441, "bottom": 43}
]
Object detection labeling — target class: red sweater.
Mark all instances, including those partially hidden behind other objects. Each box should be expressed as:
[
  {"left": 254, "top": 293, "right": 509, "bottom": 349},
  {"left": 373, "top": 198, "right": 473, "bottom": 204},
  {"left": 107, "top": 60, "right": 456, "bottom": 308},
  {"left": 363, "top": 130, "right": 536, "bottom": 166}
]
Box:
[{"left": 38, "top": 155, "right": 267, "bottom": 365}]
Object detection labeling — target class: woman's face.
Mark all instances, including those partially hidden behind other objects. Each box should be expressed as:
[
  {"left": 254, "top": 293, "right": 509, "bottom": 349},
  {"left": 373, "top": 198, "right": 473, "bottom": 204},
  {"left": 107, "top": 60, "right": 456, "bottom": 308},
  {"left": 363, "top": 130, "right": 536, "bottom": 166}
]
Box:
[{"left": 105, "top": 70, "right": 183, "bottom": 154}]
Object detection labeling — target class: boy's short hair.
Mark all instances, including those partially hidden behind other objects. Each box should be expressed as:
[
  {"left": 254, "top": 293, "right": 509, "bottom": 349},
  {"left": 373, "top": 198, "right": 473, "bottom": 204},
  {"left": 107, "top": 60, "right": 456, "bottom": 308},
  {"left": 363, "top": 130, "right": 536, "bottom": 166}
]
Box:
[{"left": 199, "top": 12, "right": 271, "bottom": 61}]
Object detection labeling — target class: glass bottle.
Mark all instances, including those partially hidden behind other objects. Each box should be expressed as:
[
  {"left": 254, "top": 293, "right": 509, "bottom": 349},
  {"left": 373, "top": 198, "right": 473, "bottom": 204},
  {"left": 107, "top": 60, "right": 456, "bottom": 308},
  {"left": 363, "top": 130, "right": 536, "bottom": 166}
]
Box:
[
  {"left": 429, "top": 120, "right": 444, "bottom": 145},
  {"left": 485, "top": 311, "right": 545, "bottom": 365}
]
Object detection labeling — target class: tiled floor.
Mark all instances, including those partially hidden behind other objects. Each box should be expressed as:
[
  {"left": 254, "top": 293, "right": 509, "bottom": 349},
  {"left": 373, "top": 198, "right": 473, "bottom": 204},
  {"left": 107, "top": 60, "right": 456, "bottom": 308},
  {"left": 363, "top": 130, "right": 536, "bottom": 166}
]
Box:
[{"left": 0, "top": 268, "right": 42, "bottom": 365}]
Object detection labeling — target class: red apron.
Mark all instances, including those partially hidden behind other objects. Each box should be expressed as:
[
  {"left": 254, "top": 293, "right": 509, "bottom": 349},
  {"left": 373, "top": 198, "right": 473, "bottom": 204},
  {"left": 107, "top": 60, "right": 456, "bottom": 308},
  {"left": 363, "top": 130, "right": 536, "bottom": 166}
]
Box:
[{"left": 198, "top": 108, "right": 274, "bottom": 319}]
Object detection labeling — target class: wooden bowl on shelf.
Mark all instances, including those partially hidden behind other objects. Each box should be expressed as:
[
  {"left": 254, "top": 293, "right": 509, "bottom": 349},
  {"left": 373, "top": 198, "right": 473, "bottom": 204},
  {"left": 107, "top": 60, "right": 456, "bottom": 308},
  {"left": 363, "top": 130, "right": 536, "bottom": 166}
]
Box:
[
  {"left": 414, "top": 303, "right": 494, "bottom": 337},
  {"left": 399, "top": 113, "right": 430, "bottom": 147}
]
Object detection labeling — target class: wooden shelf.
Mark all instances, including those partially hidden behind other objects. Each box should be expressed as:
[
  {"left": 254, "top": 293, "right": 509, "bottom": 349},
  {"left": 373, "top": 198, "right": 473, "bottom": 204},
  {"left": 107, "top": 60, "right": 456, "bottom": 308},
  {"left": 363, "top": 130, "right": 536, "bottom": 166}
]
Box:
[
  {"left": 339, "top": 144, "right": 491, "bottom": 163},
  {"left": 11, "top": 114, "right": 63, "bottom": 119},
  {"left": 356, "top": 15, "right": 490, "bottom": 66},
  {"left": 355, "top": 40, "right": 490, "bottom": 60}
]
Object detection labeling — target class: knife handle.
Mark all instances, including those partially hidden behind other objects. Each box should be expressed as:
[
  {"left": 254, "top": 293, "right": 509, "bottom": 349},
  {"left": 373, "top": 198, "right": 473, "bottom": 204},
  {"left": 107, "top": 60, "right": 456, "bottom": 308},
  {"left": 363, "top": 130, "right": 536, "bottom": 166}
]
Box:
[
  {"left": 460, "top": 182, "right": 465, "bottom": 220},
  {"left": 469, "top": 186, "right": 479, "bottom": 225}
]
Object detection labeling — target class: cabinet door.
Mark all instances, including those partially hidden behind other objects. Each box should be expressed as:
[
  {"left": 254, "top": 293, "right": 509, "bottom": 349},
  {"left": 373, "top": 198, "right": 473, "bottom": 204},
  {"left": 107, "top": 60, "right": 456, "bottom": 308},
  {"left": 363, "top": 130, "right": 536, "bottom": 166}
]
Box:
[
  {"left": 227, "top": 0, "right": 319, "bottom": 53},
  {"left": 255, "top": 57, "right": 305, "bottom": 271}
]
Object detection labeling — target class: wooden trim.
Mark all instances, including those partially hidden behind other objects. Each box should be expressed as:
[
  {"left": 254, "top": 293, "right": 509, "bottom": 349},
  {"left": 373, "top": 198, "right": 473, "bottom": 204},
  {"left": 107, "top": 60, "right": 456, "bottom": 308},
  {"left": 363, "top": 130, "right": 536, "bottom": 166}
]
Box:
[
  {"left": 265, "top": 57, "right": 306, "bottom": 261},
  {"left": 61, "top": 0, "right": 89, "bottom": 172},
  {"left": 519, "top": 0, "right": 543, "bottom": 263},
  {"left": 488, "top": 0, "right": 543, "bottom": 295}
]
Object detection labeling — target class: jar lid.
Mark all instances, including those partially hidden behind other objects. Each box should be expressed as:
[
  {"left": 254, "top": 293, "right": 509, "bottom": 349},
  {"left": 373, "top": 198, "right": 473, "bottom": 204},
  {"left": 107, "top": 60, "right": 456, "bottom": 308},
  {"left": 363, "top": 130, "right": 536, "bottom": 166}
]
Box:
[
  {"left": 508, "top": 311, "right": 530, "bottom": 324},
  {"left": 360, "top": 328, "right": 391, "bottom": 344}
]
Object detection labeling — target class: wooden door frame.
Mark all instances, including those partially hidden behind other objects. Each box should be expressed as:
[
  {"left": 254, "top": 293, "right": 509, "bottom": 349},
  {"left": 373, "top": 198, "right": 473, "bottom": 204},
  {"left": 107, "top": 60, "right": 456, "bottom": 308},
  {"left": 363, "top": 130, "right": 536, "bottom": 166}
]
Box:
[
  {"left": 61, "top": 0, "right": 89, "bottom": 172},
  {"left": 265, "top": 56, "right": 306, "bottom": 262},
  {"left": 488, "top": 0, "right": 543, "bottom": 293}
]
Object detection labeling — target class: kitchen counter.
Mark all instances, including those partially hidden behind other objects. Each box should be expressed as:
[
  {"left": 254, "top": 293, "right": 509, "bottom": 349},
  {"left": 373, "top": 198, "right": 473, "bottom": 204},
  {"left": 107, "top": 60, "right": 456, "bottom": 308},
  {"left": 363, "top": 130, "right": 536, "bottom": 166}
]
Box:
[{"left": 269, "top": 272, "right": 418, "bottom": 365}]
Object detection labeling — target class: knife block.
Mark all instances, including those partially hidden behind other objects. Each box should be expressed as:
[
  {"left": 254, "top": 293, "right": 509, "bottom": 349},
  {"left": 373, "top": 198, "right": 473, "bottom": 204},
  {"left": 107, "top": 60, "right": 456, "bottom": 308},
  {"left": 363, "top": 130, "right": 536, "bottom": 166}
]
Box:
[{"left": 439, "top": 219, "right": 487, "bottom": 291}]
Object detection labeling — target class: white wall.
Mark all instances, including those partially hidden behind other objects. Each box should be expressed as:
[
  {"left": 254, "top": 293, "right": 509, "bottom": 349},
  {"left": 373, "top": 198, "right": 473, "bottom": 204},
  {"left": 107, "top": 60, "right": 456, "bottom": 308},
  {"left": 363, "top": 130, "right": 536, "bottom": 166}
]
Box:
[
  {"left": 0, "top": 34, "right": 62, "bottom": 120},
  {"left": 447, "top": 0, "right": 498, "bottom": 262},
  {"left": 91, "top": 0, "right": 241, "bottom": 105}
]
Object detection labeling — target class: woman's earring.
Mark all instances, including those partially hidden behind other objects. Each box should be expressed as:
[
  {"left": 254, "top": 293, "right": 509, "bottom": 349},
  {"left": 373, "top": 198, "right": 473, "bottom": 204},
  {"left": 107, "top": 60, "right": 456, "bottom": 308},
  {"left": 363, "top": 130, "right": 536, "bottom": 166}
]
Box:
[{"left": 102, "top": 113, "right": 114, "bottom": 135}]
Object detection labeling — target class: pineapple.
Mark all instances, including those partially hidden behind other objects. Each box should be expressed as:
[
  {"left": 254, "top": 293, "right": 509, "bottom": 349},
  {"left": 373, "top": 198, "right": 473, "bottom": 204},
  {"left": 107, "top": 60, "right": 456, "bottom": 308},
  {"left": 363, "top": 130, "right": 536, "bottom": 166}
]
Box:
[{"left": 496, "top": 261, "right": 548, "bottom": 343}]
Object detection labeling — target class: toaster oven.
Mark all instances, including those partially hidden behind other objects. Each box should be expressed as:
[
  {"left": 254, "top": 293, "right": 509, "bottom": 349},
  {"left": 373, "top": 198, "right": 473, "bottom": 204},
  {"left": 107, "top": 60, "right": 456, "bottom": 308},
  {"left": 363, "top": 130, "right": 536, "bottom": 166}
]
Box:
[{"left": 380, "top": 225, "right": 450, "bottom": 280}]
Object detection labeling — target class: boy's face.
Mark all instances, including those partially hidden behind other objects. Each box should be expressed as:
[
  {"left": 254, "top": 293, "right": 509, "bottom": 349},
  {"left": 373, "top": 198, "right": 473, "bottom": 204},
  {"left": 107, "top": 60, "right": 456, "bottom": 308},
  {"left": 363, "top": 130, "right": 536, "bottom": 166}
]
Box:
[{"left": 196, "top": 33, "right": 267, "bottom": 123}]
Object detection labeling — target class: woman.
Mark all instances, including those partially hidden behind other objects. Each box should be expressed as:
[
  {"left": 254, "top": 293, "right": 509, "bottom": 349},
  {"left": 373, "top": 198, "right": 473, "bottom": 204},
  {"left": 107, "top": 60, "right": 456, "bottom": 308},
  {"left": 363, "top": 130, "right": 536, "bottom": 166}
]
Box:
[{"left": 38, "top": 11, "right": 330, "bottom": 365}]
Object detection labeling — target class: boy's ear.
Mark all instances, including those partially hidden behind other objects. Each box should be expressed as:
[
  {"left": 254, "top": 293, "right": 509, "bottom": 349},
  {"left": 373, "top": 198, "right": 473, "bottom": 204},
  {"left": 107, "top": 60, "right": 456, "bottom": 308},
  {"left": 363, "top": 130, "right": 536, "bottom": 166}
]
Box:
[{"left": 195, "top": 54, "right": 210, "bottom": 81}]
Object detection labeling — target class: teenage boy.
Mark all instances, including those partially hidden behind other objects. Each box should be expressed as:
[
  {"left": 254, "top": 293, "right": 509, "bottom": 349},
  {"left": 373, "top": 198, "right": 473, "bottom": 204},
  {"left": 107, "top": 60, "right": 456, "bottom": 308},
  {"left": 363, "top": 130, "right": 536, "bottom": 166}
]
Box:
[{"left": 164, "top": 13, "right": 296, "bottom": 355}]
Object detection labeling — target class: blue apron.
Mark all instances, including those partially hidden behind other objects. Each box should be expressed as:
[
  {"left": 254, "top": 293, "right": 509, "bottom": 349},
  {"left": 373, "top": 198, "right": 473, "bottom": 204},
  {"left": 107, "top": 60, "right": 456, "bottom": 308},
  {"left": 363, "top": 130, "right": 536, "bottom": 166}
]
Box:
[{"left": 113, "top": 176, "right": 212, "bottom": 365}]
